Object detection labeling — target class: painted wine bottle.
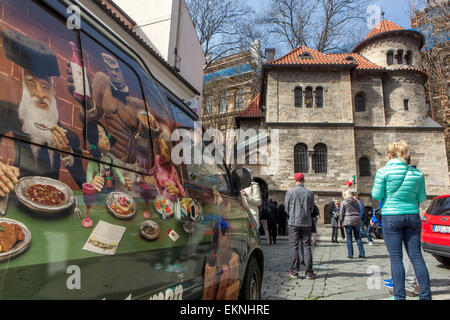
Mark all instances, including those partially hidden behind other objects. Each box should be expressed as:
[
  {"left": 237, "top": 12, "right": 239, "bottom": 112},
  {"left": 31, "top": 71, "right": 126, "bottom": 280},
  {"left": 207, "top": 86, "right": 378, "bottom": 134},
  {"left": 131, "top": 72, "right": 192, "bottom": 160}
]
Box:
[{"left": 69, "top": 41, "right": 91, "bottom": 101}]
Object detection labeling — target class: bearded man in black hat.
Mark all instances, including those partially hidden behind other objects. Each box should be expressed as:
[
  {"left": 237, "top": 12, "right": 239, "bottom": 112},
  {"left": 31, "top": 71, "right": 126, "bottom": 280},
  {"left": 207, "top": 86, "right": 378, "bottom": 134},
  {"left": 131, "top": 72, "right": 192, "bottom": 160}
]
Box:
[{"left": 0, "top": 28, "right": 85, "bottom": 197}]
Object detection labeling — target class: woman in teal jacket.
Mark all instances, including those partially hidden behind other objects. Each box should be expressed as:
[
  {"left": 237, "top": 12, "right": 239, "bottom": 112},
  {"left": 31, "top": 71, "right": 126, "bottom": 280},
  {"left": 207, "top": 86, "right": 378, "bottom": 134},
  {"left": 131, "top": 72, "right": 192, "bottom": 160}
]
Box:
[{"left": 371, "top": 140, "right": 431, "bottom": 300}]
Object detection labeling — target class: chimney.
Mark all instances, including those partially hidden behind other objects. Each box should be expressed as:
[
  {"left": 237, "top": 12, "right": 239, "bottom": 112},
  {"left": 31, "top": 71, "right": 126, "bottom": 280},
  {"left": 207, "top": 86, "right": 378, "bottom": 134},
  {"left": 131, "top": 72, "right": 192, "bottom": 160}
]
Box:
[{"left": 265, "top": 48, "right": 276, "bottom": 62}]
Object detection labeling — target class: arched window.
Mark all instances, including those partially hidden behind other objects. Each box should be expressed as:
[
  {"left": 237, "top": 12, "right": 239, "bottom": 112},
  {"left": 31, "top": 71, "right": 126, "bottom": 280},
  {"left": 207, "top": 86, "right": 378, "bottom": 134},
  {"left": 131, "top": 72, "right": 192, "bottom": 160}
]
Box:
[
  {"left": 315, "top": 87, "right": 323, "bottom": 108},
  {"left": 313, "top": 144, "right": 327, "bottom": 173},
  {"left": 234, "top": 89, "right": 245, "bottom": 109},
  {"left": 300, "top": 52, "right": 312, "bottom": 59},
  {"left": 405, "top": 51, "right": 413, "bottom": 65},
  {"left": 305, "top": 86, "right": 313, "bottom": 108},
  {"left": 355, "top": 93, "right": 365, "bottom": 112},
  {"left": 294, "top": 143, "right": 308, "bottom": 173},
  {"left": 359, "top": 157, "right": 371, "bottom": 177},
  {"left": 397, "top": 49, "right": 404, "bottom": 64},
  {"left": 294, "top": 86, "right": 302, "bottom": 107},
  {"left": 387, "top": 50, "right": 394, "bottom": 65}
]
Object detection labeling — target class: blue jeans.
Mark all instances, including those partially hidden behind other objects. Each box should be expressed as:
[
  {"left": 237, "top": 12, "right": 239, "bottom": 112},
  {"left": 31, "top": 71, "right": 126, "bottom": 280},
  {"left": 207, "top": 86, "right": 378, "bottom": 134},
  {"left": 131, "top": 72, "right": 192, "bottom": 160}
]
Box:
[
  {"left": 360, "top": 224, "right": 373, "bottom": 242},
  {"left": 382, "top": 214, "right": 432, "bottom": 300},
  {"left": 345, "top": 226, "right": 365, "bottom": 258}
]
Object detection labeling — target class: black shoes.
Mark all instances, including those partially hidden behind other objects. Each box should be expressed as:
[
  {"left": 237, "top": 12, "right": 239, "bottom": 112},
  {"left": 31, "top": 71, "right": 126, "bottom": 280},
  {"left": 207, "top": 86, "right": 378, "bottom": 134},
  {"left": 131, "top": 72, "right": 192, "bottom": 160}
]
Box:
[
  {"left": 305, "top": 272, "right": 317, "bottom": 280},
  {"left": 359, "top": 255, "right": 366, "bottom": 258}
]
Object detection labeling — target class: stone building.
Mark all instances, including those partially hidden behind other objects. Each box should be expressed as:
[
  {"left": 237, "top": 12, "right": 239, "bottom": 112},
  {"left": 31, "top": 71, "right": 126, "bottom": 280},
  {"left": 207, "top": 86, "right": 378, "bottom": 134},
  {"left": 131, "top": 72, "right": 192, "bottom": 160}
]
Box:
[{"left": 237, "top": 19, "right": 450, "bottom": 224}]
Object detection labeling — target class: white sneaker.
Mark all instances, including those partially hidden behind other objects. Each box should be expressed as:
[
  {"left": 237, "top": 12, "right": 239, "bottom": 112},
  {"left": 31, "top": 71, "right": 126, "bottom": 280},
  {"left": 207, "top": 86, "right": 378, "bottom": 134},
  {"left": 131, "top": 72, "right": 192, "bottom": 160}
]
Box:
[{"left": 368, "top": 242, "right": 374, "bottom": 246}]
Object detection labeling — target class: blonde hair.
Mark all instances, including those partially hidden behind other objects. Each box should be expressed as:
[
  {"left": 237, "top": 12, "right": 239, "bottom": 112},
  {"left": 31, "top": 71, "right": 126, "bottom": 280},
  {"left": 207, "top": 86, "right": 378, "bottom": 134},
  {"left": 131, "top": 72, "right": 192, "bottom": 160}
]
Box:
[
  {"left": 387, "top": 140, "right": 410, "bottom": 162},
  {"left": 342, "top": 189, "right": 353, "bottom": 199}
]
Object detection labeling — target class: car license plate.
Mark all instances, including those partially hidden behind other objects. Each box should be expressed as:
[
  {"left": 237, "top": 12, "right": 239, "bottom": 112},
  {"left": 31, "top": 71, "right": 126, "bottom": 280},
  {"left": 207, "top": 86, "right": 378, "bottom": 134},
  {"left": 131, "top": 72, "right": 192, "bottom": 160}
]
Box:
[{"left": 432, "top": 225, "right": 450, "bottom": 234}]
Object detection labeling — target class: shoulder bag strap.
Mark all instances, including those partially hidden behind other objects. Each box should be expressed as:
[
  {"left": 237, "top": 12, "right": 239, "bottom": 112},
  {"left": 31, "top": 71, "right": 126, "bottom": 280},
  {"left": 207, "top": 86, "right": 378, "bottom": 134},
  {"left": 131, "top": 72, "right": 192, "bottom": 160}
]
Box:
[{"left": 386, "top": 166, "right": 409, "bottom": 203}]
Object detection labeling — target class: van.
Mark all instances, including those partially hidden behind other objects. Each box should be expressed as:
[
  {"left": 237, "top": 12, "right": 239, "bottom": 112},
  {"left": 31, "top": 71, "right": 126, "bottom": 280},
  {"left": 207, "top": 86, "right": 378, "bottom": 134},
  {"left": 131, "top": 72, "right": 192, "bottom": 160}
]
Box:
[{"left": 0, "top": 0, "right": 263, "bottom": 300}]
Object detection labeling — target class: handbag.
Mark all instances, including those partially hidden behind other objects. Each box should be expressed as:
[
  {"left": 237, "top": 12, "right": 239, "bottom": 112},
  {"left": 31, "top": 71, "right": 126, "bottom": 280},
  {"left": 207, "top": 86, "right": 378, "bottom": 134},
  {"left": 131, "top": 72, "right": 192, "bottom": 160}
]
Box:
[{"left": 376, "top": 166, "right": 409, "bottom": 221}]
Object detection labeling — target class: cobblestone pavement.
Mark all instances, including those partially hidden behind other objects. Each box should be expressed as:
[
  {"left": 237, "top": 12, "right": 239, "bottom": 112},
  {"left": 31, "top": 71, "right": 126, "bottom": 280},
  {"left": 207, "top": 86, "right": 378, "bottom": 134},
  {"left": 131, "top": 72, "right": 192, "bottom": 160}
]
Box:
[{"left": 260, "top": 235, "right": 450, "bottom": 300}]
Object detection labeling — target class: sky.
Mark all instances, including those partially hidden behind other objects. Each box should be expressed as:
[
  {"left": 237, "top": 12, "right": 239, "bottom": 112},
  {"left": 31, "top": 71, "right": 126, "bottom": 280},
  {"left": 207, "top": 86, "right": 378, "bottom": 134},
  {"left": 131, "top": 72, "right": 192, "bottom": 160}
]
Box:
[
  {"left": 247, "top": 0, "right": 413, "bottom": 29},
  {"left": 245, "top": 0, "right": 414, "bottom": 56}
]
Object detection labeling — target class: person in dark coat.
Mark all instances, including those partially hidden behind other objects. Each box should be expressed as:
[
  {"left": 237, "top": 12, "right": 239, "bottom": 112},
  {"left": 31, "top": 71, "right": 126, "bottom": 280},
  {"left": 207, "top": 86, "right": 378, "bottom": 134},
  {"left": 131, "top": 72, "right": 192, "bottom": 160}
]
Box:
[
  {"left": 278, "top": 203, "right": 288, "bottom": 236},
  {"left": 268, "top": 199, "right": 279, "bottom": 245},
  {"left": 285, "top": 173, "right": 316, "bottom": 280},
  {"left": 329, "top": 200, "right": 340, "bottom": 243},
  {"left": 339, "top": 190, "right": 365, "bottom": 259},
  {"left": 328, "top": 200, "right": 345, "bottom": 240}
]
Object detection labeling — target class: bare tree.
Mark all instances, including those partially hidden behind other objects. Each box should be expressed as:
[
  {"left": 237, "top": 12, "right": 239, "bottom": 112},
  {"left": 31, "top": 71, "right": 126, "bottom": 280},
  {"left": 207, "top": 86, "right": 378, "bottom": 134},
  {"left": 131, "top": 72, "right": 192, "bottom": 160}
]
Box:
[
  {"left": 186, "top": 0, "right": 260, "bottom": 66},
  {"left": 258, "top": 0, "right": 316, "bottom": 50},
  {"left": 259, "top": 0, "right": 370, "bottom": 53},
  {"left": 411, "top": 0, "right": 449, "bottom": 126},
  {"left": 313, "top": 0, "right": 370, "bottom": 53}
]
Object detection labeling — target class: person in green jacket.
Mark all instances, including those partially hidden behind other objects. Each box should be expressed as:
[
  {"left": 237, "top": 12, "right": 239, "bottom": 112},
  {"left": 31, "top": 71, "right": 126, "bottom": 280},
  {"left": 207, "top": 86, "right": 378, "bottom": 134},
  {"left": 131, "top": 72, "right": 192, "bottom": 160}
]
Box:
[{"left": 371, "top": 140, "right": 431, "bottom": 300}]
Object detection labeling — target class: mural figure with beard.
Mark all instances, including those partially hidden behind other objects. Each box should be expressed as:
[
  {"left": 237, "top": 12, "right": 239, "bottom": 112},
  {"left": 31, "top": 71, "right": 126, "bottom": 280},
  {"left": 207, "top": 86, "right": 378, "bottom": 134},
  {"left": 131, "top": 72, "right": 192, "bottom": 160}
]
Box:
[{"left": 0, "top": 28, "right": 85, "bottom": 196}]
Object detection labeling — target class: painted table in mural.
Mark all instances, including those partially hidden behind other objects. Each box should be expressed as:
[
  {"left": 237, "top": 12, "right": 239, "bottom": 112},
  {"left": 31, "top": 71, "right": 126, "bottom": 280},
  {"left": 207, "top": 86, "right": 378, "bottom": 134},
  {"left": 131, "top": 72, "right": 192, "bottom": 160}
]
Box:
[{"left": 0, "top": 192, "right": 213, "bottom": 300}]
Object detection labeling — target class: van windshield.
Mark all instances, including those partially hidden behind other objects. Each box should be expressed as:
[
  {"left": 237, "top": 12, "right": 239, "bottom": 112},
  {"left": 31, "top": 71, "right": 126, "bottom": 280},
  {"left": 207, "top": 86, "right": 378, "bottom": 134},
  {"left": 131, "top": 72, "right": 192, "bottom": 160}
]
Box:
[{"left": 427, "top": 196, "right": 450, "bottom": 216}]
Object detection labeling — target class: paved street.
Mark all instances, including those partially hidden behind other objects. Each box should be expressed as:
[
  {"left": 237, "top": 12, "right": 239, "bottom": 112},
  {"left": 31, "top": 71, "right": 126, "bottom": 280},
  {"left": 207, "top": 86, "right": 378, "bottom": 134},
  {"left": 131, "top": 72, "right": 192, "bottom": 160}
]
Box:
[{"left": 260, "top": 231, "right": 450, "bottom": 300}]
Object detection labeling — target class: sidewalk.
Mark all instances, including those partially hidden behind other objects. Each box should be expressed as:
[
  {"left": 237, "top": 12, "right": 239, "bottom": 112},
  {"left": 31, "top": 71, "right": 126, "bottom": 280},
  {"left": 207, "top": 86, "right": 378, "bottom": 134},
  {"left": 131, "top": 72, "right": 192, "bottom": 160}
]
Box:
[{"left": 260, "top": 229, "right": 450, "bottom": 300}]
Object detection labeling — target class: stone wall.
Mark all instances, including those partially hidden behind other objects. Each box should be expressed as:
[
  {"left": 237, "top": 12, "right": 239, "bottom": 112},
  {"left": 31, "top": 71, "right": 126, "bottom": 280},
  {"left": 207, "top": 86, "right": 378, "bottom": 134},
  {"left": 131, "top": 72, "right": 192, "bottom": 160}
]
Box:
[
  {"left": 352, "top": 73, "right": 386, "bottom": 127},
  {"left": 358, "top": 35, "right": 423, "bottom": 70},
  {"left": 383, "top": 72, "right": 428, "bottom": 126},
  {"left": 355, "top": 128, "right": 450, "bottom": 196},
  {"left": 265, "top": 70, "right": 353, "bottom": 123}
]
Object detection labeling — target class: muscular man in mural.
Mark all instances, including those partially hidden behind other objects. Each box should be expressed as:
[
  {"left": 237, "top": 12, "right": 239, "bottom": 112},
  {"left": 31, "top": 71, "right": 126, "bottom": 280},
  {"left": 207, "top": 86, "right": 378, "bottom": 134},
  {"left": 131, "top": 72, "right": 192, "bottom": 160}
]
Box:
[
  {"left": 0, "top": 28, "right": 85, "bottom": 196},
  {"left": 67, "top": 53, "right": 149, "bottom": 167}
]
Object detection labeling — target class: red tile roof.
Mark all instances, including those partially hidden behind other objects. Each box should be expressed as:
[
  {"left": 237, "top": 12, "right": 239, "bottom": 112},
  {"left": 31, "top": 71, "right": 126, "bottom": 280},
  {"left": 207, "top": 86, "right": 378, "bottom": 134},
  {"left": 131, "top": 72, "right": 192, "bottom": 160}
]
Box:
[
  {"left": 267, "top": 47, "right": 355, "bottom": 66},
  {"left": 364, "top": 20, "right": 405, "bottom": 40},
  {"left": 328, "top": 53, "right": 385, "bottom": 70},
  {"left": 266, "top": 47, "right": 385, "bottom": 70},
  {"left": 236, "top": 94, "right": 262, "bottom": 118}
]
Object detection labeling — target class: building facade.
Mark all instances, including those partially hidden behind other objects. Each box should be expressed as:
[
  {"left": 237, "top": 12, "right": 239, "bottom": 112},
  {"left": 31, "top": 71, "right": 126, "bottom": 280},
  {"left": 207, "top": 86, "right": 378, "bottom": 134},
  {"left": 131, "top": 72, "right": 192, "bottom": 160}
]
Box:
[
  {"left": 202, "top": 50, "right": 261, "bottom": 133},
  {"left": 238, "top": 19, "right": 450, "bottom": 224}
]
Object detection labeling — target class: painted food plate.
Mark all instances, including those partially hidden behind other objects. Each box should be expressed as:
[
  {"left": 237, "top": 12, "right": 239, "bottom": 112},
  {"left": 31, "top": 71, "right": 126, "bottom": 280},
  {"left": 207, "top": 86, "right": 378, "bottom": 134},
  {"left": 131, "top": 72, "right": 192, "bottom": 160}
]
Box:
[
  {"left": 0, "top": 218, "right": 31, "bottom": 262},
  {"left": 154, "top": 196, "right": 174, "bottom": 219},
  {"left": 15, "top": 176, "right": 74, "bottom": 214},
  {"left": 106, "top": 192, "right": 137, "bottom": 219},
  {"left": 140, "top": 220, "right": 160, "bottom": 240}
]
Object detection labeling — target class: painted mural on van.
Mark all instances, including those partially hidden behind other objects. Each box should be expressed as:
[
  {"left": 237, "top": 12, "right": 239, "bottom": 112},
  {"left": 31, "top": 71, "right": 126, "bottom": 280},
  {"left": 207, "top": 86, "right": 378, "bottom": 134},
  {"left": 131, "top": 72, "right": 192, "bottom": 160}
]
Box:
[{"left": 0, "top": 0, "right": 260, "bottom": 300}]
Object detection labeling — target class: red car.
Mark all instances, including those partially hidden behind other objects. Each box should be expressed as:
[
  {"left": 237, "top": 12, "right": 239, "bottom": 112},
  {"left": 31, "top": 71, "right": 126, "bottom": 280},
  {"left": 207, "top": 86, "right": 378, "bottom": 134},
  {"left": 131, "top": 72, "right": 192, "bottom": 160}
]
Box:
[{"left": 421, "top": 195, "right": 450, "bottom": 266}]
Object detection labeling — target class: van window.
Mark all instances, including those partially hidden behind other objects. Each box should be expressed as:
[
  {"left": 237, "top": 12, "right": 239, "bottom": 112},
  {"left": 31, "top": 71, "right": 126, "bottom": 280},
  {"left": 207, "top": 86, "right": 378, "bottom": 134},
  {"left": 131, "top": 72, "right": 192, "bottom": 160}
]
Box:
[{"left": 79, "top": 33, "right": 152, "bottom": 169}]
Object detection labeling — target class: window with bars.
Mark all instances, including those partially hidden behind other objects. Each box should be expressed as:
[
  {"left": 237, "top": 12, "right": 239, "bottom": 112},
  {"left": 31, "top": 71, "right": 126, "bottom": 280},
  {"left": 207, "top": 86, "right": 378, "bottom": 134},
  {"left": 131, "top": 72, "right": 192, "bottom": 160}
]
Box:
[
  {"left": 315, "top": 87, "right": 323, "bottom": 108},
  {"left": 294, "top": 143, "right": 308, "bottom": 173},
  {"left": 294, "top": 86, "right": 302, "bottom": 107},
  {"left": 397, "top": 49, "right": 404, "bottom": 64},
  {"left": 305, "top": 86, "right": 313, "bottom": 108},
  {"left": 405, "top": 51, "right": 413, "bottom": 65},
  {"left": 355, "top": 93, "right": 365, "bottom": 112},
  {"left": 387, "top": 50, "right": 394, "bottom": 65},
  {"left": 313, "top": 144, "right": 327, "bottom": 173},
  {"left": 359, "top": 157, "right": 371, "bottom": 176}
]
